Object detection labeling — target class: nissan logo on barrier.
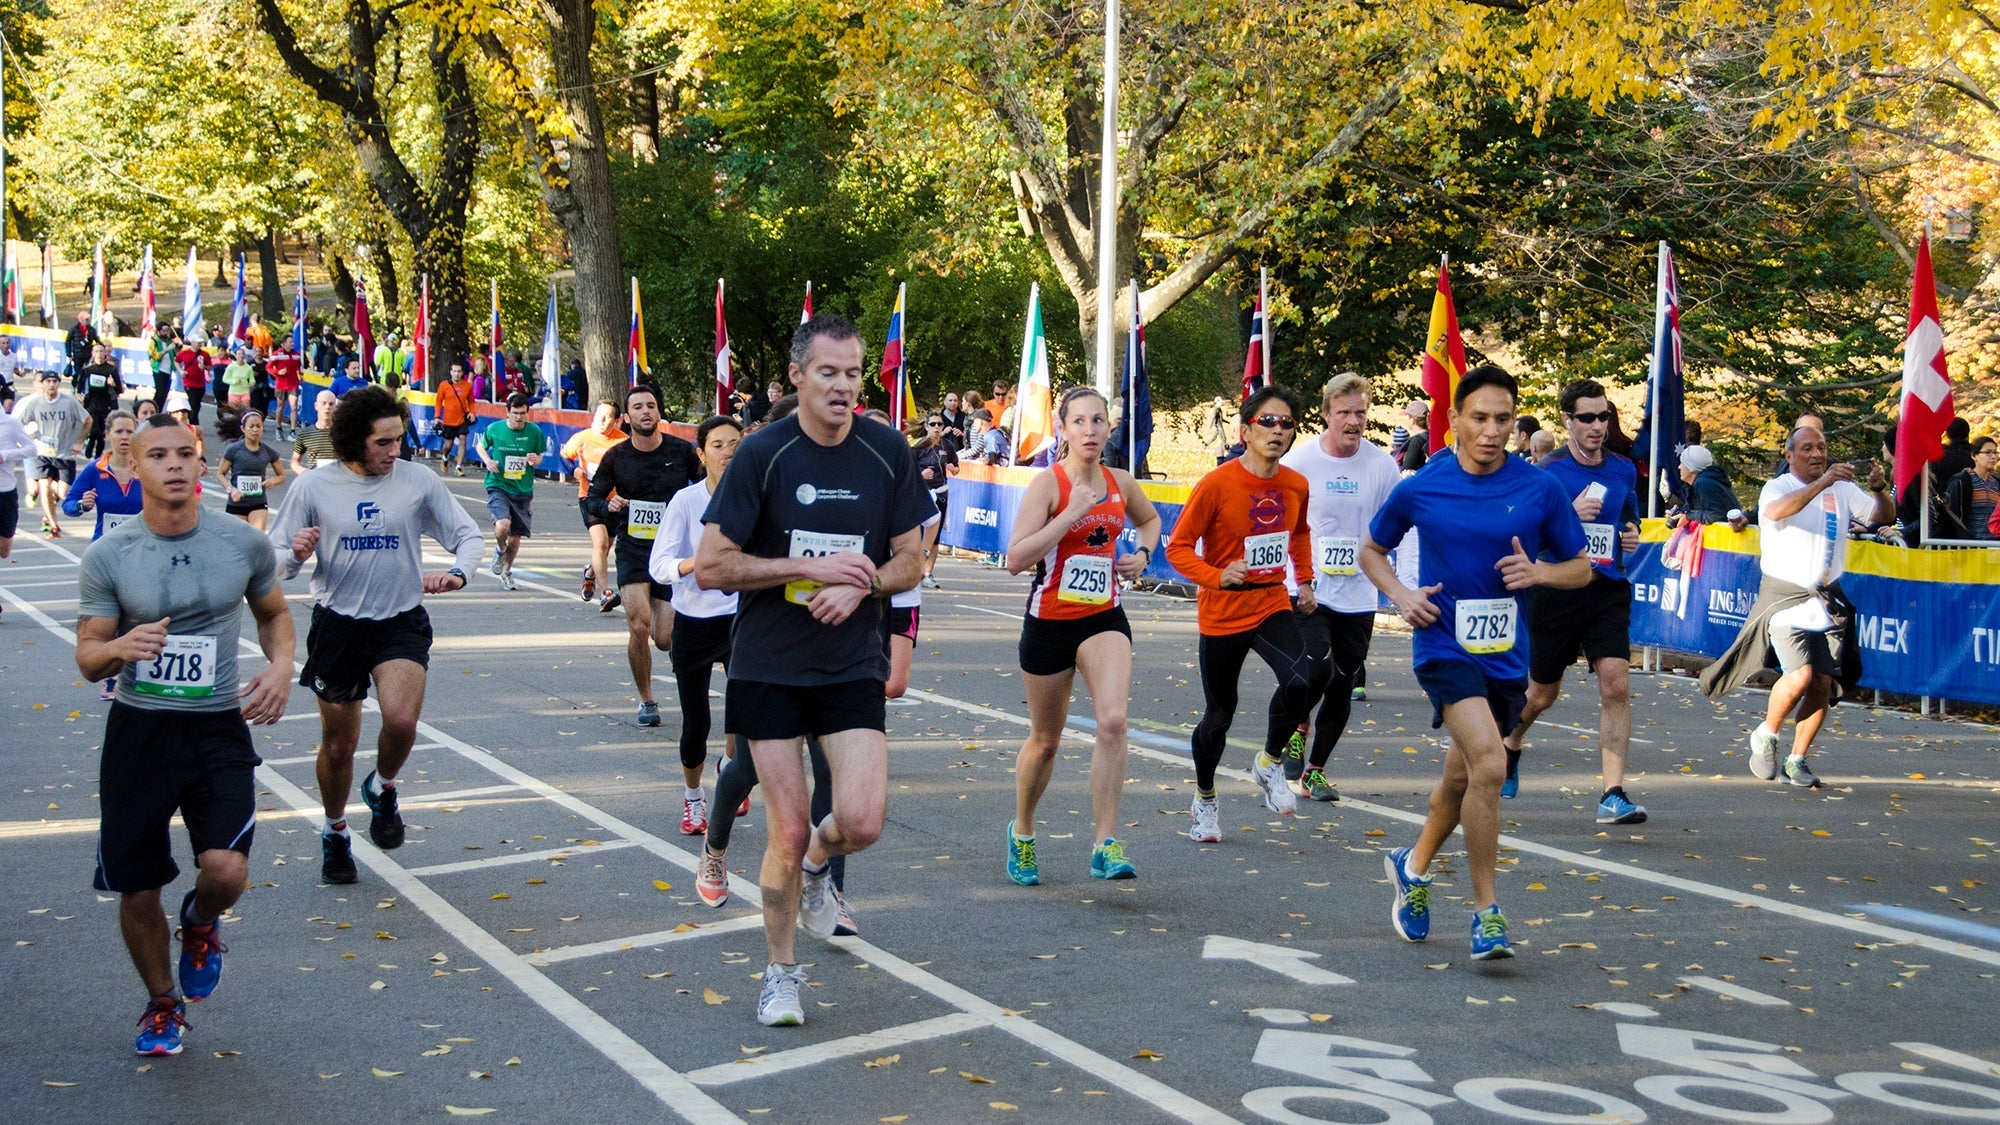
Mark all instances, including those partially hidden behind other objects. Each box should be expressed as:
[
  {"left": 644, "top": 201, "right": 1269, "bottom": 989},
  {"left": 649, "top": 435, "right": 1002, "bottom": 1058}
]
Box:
[{"left": 967, "top": 507, "right": 999, "bottom": 527}]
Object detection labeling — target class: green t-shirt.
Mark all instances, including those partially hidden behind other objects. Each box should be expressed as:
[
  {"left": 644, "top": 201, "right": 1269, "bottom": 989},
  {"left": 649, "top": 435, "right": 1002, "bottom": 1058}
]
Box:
[{"left": 480, "top": 420, "right": 547, "bottom": 496}]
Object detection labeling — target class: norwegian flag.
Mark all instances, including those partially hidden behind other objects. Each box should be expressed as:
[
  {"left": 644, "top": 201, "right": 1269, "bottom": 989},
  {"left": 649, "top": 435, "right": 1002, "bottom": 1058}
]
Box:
[
  {"left": 1239, "top": 288, "right": 1268, "bottom": 402},
  {"left": 714, "top": 278, "right": 734, "bottom": 415},
  {"left": 1895, "top": 232, "right": 1955, "bottom": 499}
]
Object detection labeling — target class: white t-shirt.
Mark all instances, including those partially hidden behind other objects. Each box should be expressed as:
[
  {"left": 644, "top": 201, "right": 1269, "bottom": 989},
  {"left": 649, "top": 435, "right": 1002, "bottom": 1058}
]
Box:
[
  {"left": 888, "top": 510, "right": 943, "bottom": 610},
  {"left": 652, "top": 481, "right": 737, "bottom": 619},
  {"left": 1758, "top": 473, "right": 1875, "bottom": 589},
  {"left": 1280, "top": 436, "right": 1400, "bottom": 613}
]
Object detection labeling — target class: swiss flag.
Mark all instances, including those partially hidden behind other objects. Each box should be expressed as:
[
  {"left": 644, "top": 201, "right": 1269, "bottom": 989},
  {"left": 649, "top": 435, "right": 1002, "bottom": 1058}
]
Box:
[{"left": 1895, "top": 232, "right": 1955, "bottom": 497}]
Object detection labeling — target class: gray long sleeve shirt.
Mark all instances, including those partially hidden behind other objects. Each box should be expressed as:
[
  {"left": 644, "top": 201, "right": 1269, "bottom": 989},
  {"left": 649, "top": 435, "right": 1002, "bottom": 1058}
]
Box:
[{"left": 267, "top": 459, "right": 484, "bottom": 619}]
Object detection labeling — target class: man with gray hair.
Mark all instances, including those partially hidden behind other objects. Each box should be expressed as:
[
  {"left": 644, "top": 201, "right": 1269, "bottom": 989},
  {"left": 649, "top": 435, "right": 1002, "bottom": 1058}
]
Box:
[{"left": 1700, "top": 426, "right": 1892, "bottom": 788}]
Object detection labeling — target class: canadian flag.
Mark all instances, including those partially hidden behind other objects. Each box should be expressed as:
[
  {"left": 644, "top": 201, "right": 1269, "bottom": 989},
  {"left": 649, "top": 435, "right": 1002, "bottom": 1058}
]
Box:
[{"left": 1894, "top": 232, "right": 1954, "bottom": 497}]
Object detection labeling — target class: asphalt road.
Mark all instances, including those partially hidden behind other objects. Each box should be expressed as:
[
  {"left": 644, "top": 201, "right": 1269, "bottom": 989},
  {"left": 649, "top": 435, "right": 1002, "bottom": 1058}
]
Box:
[{"left": 5, "top": 447, "right": 2000, "bottom": 1124}]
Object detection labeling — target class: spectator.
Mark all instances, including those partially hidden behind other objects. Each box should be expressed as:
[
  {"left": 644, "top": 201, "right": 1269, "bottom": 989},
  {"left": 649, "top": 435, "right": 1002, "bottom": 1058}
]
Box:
[
  {"left": 1398, "top": 400, "right": 1430, "bottom": 473},
  {"left": 63, "top": 310, "right": 100, "bottom": 382},
  {"left": 1884, "top": 422, "right": 1966, "bottom": 543},
  {"left": 744, "top": 381, "right": 779, "bottom": 428},
  {"left": 1946, "top": 435, "right": 2000, "bottom": 541},
  {"left": 1513, "top": 414, "right": 1540, "bottom": 454},
  {"left": 1937, "top": 417, "right": 1975, "bottom": 482},
  {"left": 1602, "top": 403, "right": 1634, "bottom": 458},
  {"left": 561, "top": 358, "right": 585, "bottom": 410},
  {"left": 938, "top": 391, "right": 968, "bottom": 454},
  {"left": 1671, "top": 445, "right": 1745, "bottom": 527},
  {"left": 1527, "top": 428, "right": 1556, "bottom": 465}
]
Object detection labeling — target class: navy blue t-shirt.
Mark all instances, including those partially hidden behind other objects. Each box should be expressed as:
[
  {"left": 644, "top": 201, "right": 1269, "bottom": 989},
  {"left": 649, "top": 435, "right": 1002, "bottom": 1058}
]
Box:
[
  {"left": 704, "top": 414, "right": 935, "bottom": 686},
  {"left": 1369, "top": 453, "right": 1589, "bottom": 681},
  {"left": 1538, "top": 449, "right": 1640, "bottom": 580}
]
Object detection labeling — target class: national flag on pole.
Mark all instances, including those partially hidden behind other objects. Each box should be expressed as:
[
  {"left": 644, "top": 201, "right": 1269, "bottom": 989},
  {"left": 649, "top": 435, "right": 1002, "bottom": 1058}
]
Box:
[
  {"left": 179, "top": 247, "right": 202, "bottom": 340},
  {"left": 3, "top": 245, "right": 18, "bottom": 324},
  {"left": 291, "top": 260, "right": 308, "bottom": 357},
  {"left": 353, "top": 278, "right": 374, "bottom": 376},
  {"left": 1895, "top": 231, "right": 1955, "bottom": 498},
  {"left": 139, "top": 245, "right": 157, "bottom": 336},
  {"left": 713, "top": 278, "right": 734, "bottom": 414},
  {"left": 539, "top": 283, "right": 560, "bottom": 392},
  {"left": 1125, "top": 280, "right": 1153, "bottom": 472},
  {"left": 39, "top": 243, "right": 56, "bottom": 327},
  {"left": 1010, "top": 283, "right": 1054, "bottom": 464},
  {"left": 90, "top": 241, "right": 106, "bottom": 332},
  {"left": 1239, "top": 288, "right": 1268, "bottom": 401},
  {"left": 1634, "top": 241, "right": 1687, "bottom": 512},
  {"left": 227, "top": 255, "right": 248, "bottom": 346},
  {"left": 412, "top": 275, "right": 430, "bottom": 392},
  {"left": 628, "top": 277, "right": 648, "bottom": 385},
  {"left": 1420, "top": 254, "right": 1468, "bottom": 452},
  {"left": 880, "top": 282, "right": 915, "bottom": 428},
  {"left": 489, "top": 277, "right": 506, "bottom": 389},
  {"left": 800, "top": 280, "right": 814, "bottom": 326}
]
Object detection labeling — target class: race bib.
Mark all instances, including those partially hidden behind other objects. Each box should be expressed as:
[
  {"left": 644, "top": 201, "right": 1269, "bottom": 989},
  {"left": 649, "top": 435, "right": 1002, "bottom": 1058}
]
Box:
[
  {"left": 503, "top": 455, "right": 528, "bottom": 481},
  {"left": 786, "top": 530, "right": 867, "bottom": 605},
  {"left": 87, "top": 373, "right": 106, "bottom": 389},
  {"left": 1243, "top": 531, "right": 1289, "bottom": 575},
  {"left": 1056, "top": 553, "right": 1113, "bottom": 605},
  {"left": 235, "top": 473, "right": 264, "bottom": 497},
  {"left": 132, "top": 634, "right": 218, "bottom": 699},
  {"left": 101, "top": 512, "right": 135, "bottom": 534},
  {"left": 1454, "top": 597, "right": 1517, "bottom": 655},
  {"left": 34, "top": 438, "right": 57, "bottom": 457},
  {"left": 1583, "top": 522, "right": 1615, "bottom": 565},
  {"left": 1315, "top": 535, "right": 1360, "bottom": 577},
  {"left": 625, "top": 499, "right": 666, "bottom": 541}
]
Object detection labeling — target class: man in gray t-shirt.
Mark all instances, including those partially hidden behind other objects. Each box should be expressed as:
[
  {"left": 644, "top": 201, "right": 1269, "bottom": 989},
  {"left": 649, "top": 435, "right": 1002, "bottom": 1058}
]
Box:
[
  {"left": 14, "top": 370, "right": 89, "bottom": 535},
  {"left": 75, "top": 416, "right": 296, "bottom": 1057}
]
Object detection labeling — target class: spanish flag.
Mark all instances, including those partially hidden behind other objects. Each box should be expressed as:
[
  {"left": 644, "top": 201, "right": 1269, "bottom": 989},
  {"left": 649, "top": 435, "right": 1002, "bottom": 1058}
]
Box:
[{"left": 1420, "top": 254, "right": 1468, "bottom": 452}]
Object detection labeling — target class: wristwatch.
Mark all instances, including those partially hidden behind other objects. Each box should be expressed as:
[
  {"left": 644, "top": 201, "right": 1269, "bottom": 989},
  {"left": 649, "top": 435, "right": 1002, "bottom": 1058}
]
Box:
[
  {"left": 446, "top": 567, "right": 467, "bottom": 588},
  {"left": 871, "top": 573, "right": 883, "bottom": 596}
]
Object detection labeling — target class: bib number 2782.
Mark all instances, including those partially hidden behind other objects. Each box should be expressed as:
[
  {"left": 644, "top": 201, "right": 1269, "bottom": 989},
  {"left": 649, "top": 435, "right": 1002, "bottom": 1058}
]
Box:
[{"left": 1454, "top": 598, "right": 1516, "bottom": 655}]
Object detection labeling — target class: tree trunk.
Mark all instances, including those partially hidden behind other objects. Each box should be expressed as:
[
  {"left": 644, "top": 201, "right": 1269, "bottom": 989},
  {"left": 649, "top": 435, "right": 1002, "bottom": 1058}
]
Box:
[
  {"left": 370, "top": 242, "right": 401, "bottom": 318},
  {"left": 214, "top": 248, "right": 228, "bottom": 287},
  {"left": 254, "top": 228, "right": 284, "bottom": 320},
  {"left": 329, "top": 255, "right": 356, "bottom": 312},
  {"left": 630, "top": 64, "right": 660, "bottom": 162}
]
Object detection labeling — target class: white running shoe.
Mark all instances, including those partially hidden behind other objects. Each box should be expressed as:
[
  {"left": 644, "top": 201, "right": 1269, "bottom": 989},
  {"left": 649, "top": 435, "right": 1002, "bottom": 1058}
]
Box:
[
  {"left": 490, "top": 544, "right": 505, "bottom": 576},
  {"left": 757, "top": 963, "right": 805, "bottom": 1027},
  {"left": 1188, "top": 795, "right": 1221, "bottom": 843},
  {"left": 798, "top": 864, "right": 838, "bottom": 939},
  {"left": 1748, "top": 726, "right": 1780, "bottom": 781},
  {"left": 499, "top": 570, "right": 518, "bottom": 591},
  {"left": 696, "top": 849, "right": 729, "bottom": 907},
  {"left": 1252, "top": 755, "right": 1299, "bottom": 816}
]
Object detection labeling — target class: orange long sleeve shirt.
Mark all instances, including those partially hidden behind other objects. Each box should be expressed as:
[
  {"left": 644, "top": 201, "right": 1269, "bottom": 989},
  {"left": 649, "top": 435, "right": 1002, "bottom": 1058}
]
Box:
[{"left": 1165, "top": 458, "right": 1314, "bottom": 636}]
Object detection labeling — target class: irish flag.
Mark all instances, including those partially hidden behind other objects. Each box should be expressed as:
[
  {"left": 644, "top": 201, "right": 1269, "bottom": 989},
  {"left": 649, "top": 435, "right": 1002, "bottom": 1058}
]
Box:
[
  {"left": 1010, "top": 283, "right": 1053, "bottom": 464},
  {"left": 1420, "top": 254, "right": 1468, "bottom": 452}
]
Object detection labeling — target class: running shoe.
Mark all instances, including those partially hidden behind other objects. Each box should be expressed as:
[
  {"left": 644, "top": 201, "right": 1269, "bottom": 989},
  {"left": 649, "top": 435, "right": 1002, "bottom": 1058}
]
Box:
[
  {"left": 1188, "top": 795, "right": 1221, "bottom": 843},
  {"left": 599, "top": 591, "right": 622, "bottom": 613},
  {"left": 1501, "top": 748, "right": 1521, "bottom": 799},
  {"left": 832, "top": 890, "right": 859, "bottom": 936},
  {"left": 922, "top": 574, "right": 941, "bottom": 590},
  {"left": 1385, "top": 846, "right": 1431, "bottom": 942},
  {"left": 1351, "top": 684, "right": 1367, "bottom": 701},
  {"left": 580, "top": 568, "right": 596, "bottom": 602},
  {"left": 1470, "top": 904, "right": 1514, "bottom": 960},
  {"left": 681, "top": 795, "right": 708, "bottom": 836},
  {"left": 361, "top": 771, "right": 404, "bottom": 849},
  {"left": 176, "top": 890, "right": 225, "bottom": 1001},
  {"left": 1748, "top": 726, "right": 1781, "bottom": 781},
  {"left": 321, "top": 831, "right": 358, "bottom": 885},
  {"left": 636, "top": 700, "right": 660, "bottom": 727},
  {"left": 490, "top": 543, "right": 505, "bottom": 576},
  {"left": 757, "top": 964, "right": 805, "bottom": 1027},
  {"left": 40, "top": 517, "right": 51, "bottom": 533},
  {"left": 1283, "top": 729, "right": 1306, "bottom": 783},
  {"left": 499, "top": 571, "right": 518, "bottom": 591},
  {"left": 46, "top": 523, "right": 62, "bottom": 538},
  {"left": 1300, "top": 768, "right": 1339, "bottom": 803},
  {"left": 1500, "top": 776, "right": 1519, "bottom": 799},
  {"left": 1005, "top": 821, "right": 1040, "bottom": 886},
  {"left": 736, "top": 796, "right": 750, "bottom": 818},
  {"left": 1595, "top": 787, "right": 1648, "bottom": 825},
  {"left": 1091, "top": 838, "right": 1137, "bottom": 880},
  {"left": 135, "top": 995, "right": 189, "bottom": 1056},
  {"left": 100, "top": 679, "right": 116, "bottom": 701},
  {"left": 696, "top": 849, "right": 729, "bottom": 906},
  {"left": 798, "top": 863, "right": 838, "bottom": 939},
  {"left": 1783, "top": 757, "right": 1822, "bottom": 789},
  {"left": 1252, "top": 753, "right": 1299, "bottom": 816}
]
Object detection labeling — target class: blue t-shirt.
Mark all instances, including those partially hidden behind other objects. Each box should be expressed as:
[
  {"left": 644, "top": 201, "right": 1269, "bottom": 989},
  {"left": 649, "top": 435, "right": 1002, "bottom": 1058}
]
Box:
[
  {"left": 1537, "top": 449, "right": 1640, "bottom": 580},
  {"left": 1369, "top": 453, "right": 1588, "bottom": 681}
]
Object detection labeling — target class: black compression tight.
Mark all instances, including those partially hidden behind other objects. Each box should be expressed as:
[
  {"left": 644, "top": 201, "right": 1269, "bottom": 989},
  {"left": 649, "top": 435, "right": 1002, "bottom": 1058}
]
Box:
[
  {"left": 1191, "top": 609, "right": 1319, "bottom": 792},
  {"left": 706, "top": 736, "right": 844, "bottom": 891}
]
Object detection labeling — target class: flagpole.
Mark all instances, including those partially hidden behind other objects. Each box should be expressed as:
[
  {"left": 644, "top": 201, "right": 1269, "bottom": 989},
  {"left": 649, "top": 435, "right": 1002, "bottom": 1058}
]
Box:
[
  {"left": 1259, "top": 267, "right": 1272, "bottom": 389},
  {"left": 1092, "top": 0, "right": 1120, "bottom": 396},
  {"left": 1647, "top": 241, "right": 1668, "bottom": 519},
  {"left": 1127, "top": 277, "right": 1137, "bottom": 468}
]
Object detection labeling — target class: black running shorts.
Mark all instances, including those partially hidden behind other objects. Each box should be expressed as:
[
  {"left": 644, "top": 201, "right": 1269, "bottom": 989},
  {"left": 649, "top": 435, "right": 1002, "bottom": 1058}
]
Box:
[
  {"left": 727, "top": 677, "right": 886, "bottom": 741},
  {"left": 93, "top": 702, "right": 260, "bottom": 893},
  {"left": 301, "top": 604, "right": 433, "bottom": 704}
]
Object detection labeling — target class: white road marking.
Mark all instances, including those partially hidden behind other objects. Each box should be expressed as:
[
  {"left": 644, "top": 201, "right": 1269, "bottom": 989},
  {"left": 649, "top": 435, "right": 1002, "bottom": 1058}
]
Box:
[
  {"left": 685, "top": 1013, "right": 989, "bottom": 1086},
  {"left": 389, "top": 782, "right": 530, "bottom": 805},
  {"left": 404, "top": 839, "right": 643, "bottom": 877},
  {"left": 523, "top": 914, "right": 768, "bottom": 966},
  {"left": 1677, "top": 976, "right": 1792, "bottom": 1006},
  {"left": 952, "top": 603, "right": 1019, "bottom": 619},
  {"left": 1203, "top": 934, "right": 1356, "bottom": 986}
]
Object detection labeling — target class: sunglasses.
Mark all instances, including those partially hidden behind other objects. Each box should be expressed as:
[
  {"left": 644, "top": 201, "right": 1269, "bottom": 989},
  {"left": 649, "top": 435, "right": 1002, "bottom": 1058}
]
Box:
[
  {"left": 925, "top": 421, "right": 943, "bottom": 427},
  {"left": 1252, "top": 414, "right": 1298, "bottom": 430},
  {"left": 1565, "top": 411, "right": 1613, "bottom": 424}
]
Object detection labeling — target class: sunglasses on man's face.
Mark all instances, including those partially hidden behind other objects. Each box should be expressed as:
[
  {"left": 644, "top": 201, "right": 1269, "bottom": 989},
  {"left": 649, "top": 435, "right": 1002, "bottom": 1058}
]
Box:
[
  {"left": 1252, "top": 414, "right": 1297, "bottom": 430},
  {"left": 1565, "top": 411, "right": 1613, "bottom": 425}
]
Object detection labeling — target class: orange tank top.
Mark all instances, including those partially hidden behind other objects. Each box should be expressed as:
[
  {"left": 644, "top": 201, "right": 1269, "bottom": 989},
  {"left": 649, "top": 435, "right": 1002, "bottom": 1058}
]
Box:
[{"left": 1027, "top": 463, "right": 1126, "bottom": 620}]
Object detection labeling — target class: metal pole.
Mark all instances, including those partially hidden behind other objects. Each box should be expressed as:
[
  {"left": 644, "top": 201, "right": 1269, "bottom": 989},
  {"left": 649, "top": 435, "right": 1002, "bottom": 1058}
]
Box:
[
  {"left": 1091, "top": 0, "right": 1119, "bottom": 396},
  {"left": 1259, "top": 267, "right": 1272, "bottom": 385},
  {"left": 1647, "top": 242, "right": 1667, "bottom": 518}
]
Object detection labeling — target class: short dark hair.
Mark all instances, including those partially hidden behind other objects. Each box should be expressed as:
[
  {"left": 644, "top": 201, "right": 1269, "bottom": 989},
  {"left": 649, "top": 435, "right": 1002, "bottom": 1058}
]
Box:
[
  {"left": 768, "top": 394, "right": 800, "bottom": 423},
  {"left": 1515, "top": 415, "right": 1540, "bottom": 434},
  {"left": 1949, "top": 417, "right": 1972, "bottom": 442},
  {"left": 1454, "top": 363, "right": 1517, "bottom": 408},
  {"left": 505, "top": 393, "right": 531, "bottom": 411},
  {"left": 329, "top": 385, "right": 404, "bottom": 463},
  {"left": 1558, "top": 378, "right": 1608, "bottom": 416},
  {"left": 1972, "top": 435, "right": 1996, "bottom": 455},
  {"left": 623, "top": 382, "right": 660, "bottom": 414},
  {"left": 697, "top": 414, "right": 743, "bottom": 447},
  {"left": 789, "top": 313, "right": 864, "bottom": 369},
  {"left": 970, "top": 408, "right": 993, "bottom": 423},
  {"left": 1242, "top": 384, "right": 1303, "bottom": 423}
]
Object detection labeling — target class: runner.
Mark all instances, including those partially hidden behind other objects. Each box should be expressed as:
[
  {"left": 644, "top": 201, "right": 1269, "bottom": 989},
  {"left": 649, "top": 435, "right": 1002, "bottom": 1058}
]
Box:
[
  {"left": 267, "top": 342, "right": 302, "bottom": 439},
  {"left": 0, "top": 401, "right": 35, "bottom": 582},
  {"left": 585, "top": 383, "right": 701, "bottom": 727},
  {"left": 62, "top": 410, "right": 145, "bottom": 542},
  {"left": 1503, "top": 379, "right": 1646, "bottom": 821},
  {"left": 15, "top": 369, "right": 90, "bottom": 538},
  {"left": 651, "top": 415, "right": 744, "bottom": 837},
  {"left": 77, "top": 343, "right": 122, "bottom": 459},
  {"left": 693, "top": 313, "right": 932, "bottom": 1027},
  {"left": 1163, "top": 384, "right": 1318, "bottom": 838},
  {"left": 1004, "top": 385, "right": 1160, "bottom": 885},
  {"left": 1361, "top": 364, "right": 1591, "bottom": 960},
  {"left": 477, "top": 393, "right": 548, "bottom": 592},
  {"left": 267, "top": 385, "right": 484, "bottom": 885},
  {"left": 1277, "top": 373, "right": 1400, "bottom": 804},
  {"left": 75, "top": 414, "right": 296, "bottom": 1056},
  {"left": 435, "top": 363, "right": 476, "bottom": 475},
  {"left": 216, "top": 411, "right": 286, "bottom": 532},
  {"left": 291, "top": 391, "right": 339, "bottom": 475},
  {"left": 559, "top": 401, "right": 626, "bottom": 605}
]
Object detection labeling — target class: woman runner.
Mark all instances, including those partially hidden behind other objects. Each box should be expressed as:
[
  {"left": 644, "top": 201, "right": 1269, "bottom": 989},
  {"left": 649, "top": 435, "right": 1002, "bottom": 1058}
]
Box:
[{"left": 62, "top": 410, "right": 146, "bottom": 698}]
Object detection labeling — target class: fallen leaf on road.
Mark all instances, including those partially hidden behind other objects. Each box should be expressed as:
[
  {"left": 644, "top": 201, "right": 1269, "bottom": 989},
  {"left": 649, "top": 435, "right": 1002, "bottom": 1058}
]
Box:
[
  {"left": 444, "top": 1107, "right": 496, "bottom": 1117},
  {"left": 371, "top": 1068, "right": 403, "bottom": 1078},
  {"left": 490, "top": 893, "right": 510, "bottom": 901},
  {"left": 653, "top": 880, "right": 673, "bottom": 892},
  {"left": 961, "top": 1071, "right": 994, "bottom": 1084},
  {"left": 990, "top": 1102, "right": 1018, "bottom": 1111},
  {"left": 43, "top": 1081, "right": 76, "bottom": 1088},
  {"left": 864, "top": 1054, "right": 901, "bottom": 1069},
  {"left": 703, "top": 988, "right": 728, "bottom": 1005}
]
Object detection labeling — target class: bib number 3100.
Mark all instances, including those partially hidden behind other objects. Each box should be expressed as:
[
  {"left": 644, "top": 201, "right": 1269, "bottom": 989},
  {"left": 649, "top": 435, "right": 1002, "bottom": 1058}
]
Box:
[
  {"left": 133, "top": 635, "right": 219, "bottom": 699},
  {"left": 1454, "top": 598, "right": 1517, "bottom": 655}
]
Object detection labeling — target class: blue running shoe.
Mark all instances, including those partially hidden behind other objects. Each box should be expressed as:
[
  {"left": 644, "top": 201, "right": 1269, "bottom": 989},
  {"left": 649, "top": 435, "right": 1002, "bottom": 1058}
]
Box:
[
  {"left": 1595, "top": 787, "right": 1648, "bottom": 825},
  {"left": 1471, "top": 905, "right": 1514, "bottom": 960},
  {"left": 177, "top": 890, "right": 225, "bottom": 1001},
  {"left": 1501, "top": 748, "right": 1521, "bottom": 799},
  {"left": 1385, "top": 846, "right": 1431, "bottom": 942},
  {"left": 360, "top": 771, "right": 404, "bottom": 849},
  {"left": 1006, "top": 821, "right": 1040, "bottom": 886},
  {"left": 135, "top": 995, "right": 188, "bottom": 1056},
  {"left": 1500, "top": 776, "right": 1519, "bottom": 799},
  {"left": 1091, "top": 838, "right": 1137, "bottom": 880},
  {"left": 636, "top": 700, "right": 661, "bottom": 727}
]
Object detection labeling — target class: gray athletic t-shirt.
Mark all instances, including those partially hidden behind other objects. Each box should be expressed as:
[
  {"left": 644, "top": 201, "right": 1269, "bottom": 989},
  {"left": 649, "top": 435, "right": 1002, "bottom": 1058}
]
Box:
[
  {"left": 77, "top": 512, "right": 279, "bottom": 712},
  {"left": 14, "top": 393, "right": 88, "bottom": 457}
]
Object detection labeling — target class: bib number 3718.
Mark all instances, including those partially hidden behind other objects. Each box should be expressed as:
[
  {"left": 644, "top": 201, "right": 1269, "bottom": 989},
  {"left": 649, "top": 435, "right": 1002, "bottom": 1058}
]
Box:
[
  {"left": 1454, "top": 597, "right": 1517, "bottom": 655},
  {"left": 133, "top": 635, "right": 219, "bottom": 699}
]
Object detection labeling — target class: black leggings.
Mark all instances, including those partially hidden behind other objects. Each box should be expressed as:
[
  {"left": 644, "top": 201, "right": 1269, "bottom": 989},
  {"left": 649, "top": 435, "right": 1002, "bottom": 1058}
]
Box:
[
  {"left": 1191, "top": 608, "right": 1320, "bottom": 791},
  {"left": 707, "top": 736, "right": 844, "bottom": 892},
  {"left": 1297, "top": 608, "right": 1376, "bottom": 768},
  {"left": 670, "top": 612, "right": 733, "bottom": 771}
]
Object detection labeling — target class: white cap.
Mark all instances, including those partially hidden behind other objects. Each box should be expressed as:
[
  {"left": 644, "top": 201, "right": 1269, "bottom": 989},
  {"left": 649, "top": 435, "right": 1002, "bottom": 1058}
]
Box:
[
  {"left": 164, "top": 391, "right": 191, "bottom": 413},
  {"left": 1679, "top": 445, "right": 1714, "bottom": 471}
]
